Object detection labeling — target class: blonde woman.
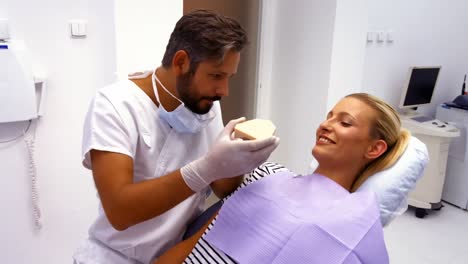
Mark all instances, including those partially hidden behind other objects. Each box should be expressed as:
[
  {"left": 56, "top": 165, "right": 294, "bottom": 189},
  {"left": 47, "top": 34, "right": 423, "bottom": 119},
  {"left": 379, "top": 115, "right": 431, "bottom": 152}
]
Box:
[{"left": 155, "top": 93, "right": 410, "bottom": 264}]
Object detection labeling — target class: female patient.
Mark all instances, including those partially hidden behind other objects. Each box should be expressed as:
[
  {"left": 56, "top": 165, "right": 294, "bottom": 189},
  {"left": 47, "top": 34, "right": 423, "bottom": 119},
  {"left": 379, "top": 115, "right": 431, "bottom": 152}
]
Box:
[{"left": 155, "top": 93, "right": 410, "bottom": 263}]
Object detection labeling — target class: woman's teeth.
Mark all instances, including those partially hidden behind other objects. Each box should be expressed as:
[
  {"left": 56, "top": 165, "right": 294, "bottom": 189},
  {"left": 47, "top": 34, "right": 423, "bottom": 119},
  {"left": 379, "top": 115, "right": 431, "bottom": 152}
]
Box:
[{"left": 319, "top": 137, "right": 333, "bottom": 143}]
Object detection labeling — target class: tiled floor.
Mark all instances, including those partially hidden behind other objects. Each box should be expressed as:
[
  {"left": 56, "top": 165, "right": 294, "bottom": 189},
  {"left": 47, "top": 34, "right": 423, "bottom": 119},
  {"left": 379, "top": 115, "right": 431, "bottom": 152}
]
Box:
[{"left": 384, "top": 203, "right": 468, "bottom": 264}]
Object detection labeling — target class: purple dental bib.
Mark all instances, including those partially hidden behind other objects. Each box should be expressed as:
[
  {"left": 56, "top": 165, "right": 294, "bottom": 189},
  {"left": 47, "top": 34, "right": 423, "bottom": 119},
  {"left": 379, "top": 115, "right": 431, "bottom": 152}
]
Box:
[{"left": 204, "top": 171, "right": 389, "bottom": 264}]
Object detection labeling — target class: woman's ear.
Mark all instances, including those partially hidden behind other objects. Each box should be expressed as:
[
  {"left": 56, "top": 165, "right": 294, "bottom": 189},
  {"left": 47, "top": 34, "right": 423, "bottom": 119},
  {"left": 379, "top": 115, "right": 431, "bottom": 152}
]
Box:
[
  {"left": 365, "top": 139, "right": 387, "bottom": 160},
  {"left": 172, "top": 50, "right": 191, "bottom": 75}
]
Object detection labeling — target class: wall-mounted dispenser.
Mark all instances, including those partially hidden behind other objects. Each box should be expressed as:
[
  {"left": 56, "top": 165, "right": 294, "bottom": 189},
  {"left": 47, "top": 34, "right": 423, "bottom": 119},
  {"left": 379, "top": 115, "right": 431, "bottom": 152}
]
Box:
[
  {"left": 0, "top": 19, "right": 45, "bottom": 230},
  {"left": 0, "top": 40, "right": 46, "bottom": 123}
]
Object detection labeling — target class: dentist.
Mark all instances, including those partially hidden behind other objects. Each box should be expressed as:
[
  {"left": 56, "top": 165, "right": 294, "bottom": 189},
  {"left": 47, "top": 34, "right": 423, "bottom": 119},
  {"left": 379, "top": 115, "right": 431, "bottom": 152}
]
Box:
[{"left": 73, "top": 9, "right": 279, "bottom": 264}]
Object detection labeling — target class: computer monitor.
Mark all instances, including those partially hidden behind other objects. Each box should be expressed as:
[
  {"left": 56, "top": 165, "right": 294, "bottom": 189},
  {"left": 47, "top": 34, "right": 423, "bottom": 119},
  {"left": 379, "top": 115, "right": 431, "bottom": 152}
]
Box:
[{"left": 399, "top": 66, "right": 441, "bottom": 110}]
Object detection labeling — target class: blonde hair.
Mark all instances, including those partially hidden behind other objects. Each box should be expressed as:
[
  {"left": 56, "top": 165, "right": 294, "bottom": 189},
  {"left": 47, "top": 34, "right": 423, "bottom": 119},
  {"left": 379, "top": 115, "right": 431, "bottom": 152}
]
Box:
[{"left": 346, "top": 93, "right": 411, "bottom": 192}]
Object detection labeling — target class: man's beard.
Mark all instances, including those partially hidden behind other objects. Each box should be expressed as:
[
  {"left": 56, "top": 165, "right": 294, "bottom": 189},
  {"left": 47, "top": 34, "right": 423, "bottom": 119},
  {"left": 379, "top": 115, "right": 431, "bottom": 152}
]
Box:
[{"left": 176, "top": 71, "right": 221, "bottom": 114}]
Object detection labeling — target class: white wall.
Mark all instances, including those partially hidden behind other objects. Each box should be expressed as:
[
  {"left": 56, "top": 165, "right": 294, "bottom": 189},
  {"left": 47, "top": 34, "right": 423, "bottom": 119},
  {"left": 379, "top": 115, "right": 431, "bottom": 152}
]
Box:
[
  {"left": 0, "top": 0, "right": 116, "bottom": 263},
  {"left": 362, "top": 0, "right": 468, "bottom": 117},
  {"left": 327, "top": 0, "right": 369, "bottom": 110},
  {"left": 260, "top": 0, "right": 338, "bottom": 174},
  {"left": 114, "top": 0, "right": 183, "bottom": 77}
]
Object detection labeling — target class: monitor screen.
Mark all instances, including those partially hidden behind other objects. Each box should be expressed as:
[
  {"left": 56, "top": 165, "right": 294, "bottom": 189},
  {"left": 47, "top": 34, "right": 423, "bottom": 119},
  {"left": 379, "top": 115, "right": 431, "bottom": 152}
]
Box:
[{"left": 399, "top": 66, "right": 441, "bottom": 109}]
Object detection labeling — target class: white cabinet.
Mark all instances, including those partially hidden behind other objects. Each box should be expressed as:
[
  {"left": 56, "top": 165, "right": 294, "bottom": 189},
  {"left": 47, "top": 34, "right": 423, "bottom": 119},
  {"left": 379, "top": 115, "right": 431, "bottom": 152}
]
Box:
[
  {"left": 436, "top": 105, "right": 468, "bottom": 210},
  {"left": 400, "top": 112, "right": 460, "bottom": 217}
]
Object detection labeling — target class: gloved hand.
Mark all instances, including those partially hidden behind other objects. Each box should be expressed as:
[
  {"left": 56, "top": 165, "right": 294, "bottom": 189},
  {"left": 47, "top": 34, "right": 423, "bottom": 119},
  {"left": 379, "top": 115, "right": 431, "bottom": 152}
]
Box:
[{"left": 181, "top": 117, "right": 280, "bottom": 192}]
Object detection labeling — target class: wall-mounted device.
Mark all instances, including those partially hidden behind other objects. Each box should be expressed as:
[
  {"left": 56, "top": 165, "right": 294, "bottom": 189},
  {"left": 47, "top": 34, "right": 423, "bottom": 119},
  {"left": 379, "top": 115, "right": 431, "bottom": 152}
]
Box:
[
  {"left": 0, "top": 22, "right": 46, "bottom": 230},
  {"left": 0, "top": 40, "right": 46, "bottom": 122}
]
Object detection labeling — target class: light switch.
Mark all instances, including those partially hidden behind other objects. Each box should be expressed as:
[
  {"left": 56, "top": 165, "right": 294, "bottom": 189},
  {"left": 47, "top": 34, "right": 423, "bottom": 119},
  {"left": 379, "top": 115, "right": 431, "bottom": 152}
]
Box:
[
  {"left": 366, "top": 32, "right": 374, "bottom": 43},
  {"left": 0, "top": 18, "right": 9, "bottom": 40},
  {"left": 376, "top": 31, "right": 385, "bottom": 43},
  {"left": 69, "top": 20, "right": 87, "bottom": 37},
  {"left": 386, "top": 31, "right": 394, "bottom": 42}
]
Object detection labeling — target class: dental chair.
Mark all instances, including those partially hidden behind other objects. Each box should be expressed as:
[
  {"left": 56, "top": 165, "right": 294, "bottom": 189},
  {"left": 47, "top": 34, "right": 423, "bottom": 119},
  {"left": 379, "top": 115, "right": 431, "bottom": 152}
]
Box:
[{"left": 184, "top": 136, "right": 429, "bottom": 239}]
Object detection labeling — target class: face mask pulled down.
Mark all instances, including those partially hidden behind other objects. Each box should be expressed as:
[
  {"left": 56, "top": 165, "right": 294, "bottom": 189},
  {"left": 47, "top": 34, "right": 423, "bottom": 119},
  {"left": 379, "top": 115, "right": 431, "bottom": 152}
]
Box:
[{"left": 152, "top": 71, "right": 216, "bottom": 133}]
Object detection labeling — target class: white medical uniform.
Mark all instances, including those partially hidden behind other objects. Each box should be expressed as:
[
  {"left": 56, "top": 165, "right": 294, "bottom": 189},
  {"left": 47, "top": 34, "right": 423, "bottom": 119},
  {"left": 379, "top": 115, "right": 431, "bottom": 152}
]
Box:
[{"left": 73, "top": 76, "right": 223, "bottom": 264}]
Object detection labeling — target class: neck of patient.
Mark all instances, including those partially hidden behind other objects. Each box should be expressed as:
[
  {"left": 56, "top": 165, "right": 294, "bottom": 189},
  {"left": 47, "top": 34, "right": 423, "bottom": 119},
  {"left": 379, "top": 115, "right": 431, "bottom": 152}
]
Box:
[{"left": 314, "top": 165, "right": 360, "bottom": 192}]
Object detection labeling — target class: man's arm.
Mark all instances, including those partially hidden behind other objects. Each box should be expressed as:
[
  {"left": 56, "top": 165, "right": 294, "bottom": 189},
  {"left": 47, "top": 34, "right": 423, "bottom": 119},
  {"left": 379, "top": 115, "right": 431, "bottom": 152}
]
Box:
[
  {"left": 91, "top": 150, "right": 194, "bottom": 231},
  {"left": 154, "top": 210, "right": 220, "bottom": 264},
  {"left": 209, "top": 175, "right": 244, "bottom": 199},
  {"left": 91, "top": 117, "right": 279, "bottom": 231}
]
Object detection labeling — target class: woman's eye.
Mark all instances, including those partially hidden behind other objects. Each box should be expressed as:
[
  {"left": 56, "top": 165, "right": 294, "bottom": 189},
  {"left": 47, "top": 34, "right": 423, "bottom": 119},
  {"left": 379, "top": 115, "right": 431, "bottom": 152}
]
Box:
[{"left": 341, "top": 121, "right": 352, "bottom": 127}]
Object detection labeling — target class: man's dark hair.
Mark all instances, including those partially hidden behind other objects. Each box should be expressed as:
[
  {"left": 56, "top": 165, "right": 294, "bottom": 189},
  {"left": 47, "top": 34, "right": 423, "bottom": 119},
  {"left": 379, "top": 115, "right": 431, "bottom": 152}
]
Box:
[{"left": 161, "top": 9, "right": 248, "bottom": 72}]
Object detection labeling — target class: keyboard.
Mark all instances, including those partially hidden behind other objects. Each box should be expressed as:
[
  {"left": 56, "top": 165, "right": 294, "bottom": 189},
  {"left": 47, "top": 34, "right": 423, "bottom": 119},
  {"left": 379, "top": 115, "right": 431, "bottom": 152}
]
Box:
[{"left": 411, "top": 115, "right": 435, "bottom": 123}]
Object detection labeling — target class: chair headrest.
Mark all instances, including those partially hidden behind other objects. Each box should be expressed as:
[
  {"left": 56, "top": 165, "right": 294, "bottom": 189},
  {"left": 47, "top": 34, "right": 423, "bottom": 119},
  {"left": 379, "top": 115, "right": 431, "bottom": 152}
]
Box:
[{"left": 357, "top": 136, "right": 429, "bottom": 226}]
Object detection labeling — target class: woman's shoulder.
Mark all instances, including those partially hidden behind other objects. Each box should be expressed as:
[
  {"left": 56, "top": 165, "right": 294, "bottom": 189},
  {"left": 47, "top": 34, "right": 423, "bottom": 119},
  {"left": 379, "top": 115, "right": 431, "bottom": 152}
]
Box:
[
  {"left": 220, "top": 162, "right": 292, "bottom": 203},
  {"left": 243, "top": 162, "right": 291, "bottom": 184}
]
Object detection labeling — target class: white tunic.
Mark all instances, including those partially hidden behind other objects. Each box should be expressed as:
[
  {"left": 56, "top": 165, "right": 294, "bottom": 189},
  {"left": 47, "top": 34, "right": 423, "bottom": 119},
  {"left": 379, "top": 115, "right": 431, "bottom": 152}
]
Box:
[{"left": 74, "top": 78, "right": 223, "bottom": 263}]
